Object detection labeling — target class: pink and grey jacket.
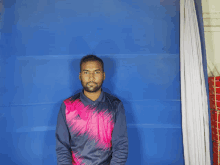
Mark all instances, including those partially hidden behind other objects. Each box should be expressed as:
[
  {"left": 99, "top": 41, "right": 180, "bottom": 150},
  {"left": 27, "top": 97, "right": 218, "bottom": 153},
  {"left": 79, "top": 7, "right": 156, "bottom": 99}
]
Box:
[{"left": 55, "top": 89, "right": 129, "bottom": 165}]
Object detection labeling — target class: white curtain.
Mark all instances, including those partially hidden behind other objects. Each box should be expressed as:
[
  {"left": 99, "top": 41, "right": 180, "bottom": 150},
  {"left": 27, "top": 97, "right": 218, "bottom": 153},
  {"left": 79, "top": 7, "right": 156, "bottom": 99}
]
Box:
[{"left": 180, "top": 0, "right": 211, "bottom": 165}]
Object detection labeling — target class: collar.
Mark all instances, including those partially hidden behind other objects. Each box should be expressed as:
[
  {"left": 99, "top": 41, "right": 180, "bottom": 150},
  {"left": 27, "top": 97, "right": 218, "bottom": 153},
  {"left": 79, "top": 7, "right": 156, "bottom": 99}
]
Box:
[{"left": 80, "top": 88, "right": 105, "bottom": 107}]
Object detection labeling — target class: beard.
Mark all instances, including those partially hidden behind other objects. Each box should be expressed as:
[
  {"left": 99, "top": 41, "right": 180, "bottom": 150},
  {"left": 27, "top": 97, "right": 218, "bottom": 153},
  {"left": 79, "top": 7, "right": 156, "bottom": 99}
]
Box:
[{"left": 81, "top": 80, "right": 104, "bottom": 93}]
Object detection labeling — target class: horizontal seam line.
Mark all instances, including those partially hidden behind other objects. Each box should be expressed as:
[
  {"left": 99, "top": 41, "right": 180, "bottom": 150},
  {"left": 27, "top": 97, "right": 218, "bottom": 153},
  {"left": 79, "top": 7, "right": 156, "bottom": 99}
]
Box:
[
  {"left": 0, "top": 102, "right": 58, "bottom": 107},
  {"left": 13, "top": 124, "right": 181, "bottom": 132},
  {"left": 0, "top": 100, "right": 181, "bottom": 107}
]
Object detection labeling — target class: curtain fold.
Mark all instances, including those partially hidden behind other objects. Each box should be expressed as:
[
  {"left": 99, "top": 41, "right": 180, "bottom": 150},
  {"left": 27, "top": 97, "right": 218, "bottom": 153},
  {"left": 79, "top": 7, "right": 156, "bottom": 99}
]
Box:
[
  {"left": 180, "top": 0, "right": 212, "bottom": 164},
  {"left": 193, "top": 0, "right": 213, "bottom": 164}
]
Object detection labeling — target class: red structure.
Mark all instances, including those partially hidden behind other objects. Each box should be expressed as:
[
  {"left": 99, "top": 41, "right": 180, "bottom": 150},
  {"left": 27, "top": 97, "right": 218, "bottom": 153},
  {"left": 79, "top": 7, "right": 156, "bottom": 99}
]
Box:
[{"left": 209, "top": 76, "right": 220, "bottom": 165}]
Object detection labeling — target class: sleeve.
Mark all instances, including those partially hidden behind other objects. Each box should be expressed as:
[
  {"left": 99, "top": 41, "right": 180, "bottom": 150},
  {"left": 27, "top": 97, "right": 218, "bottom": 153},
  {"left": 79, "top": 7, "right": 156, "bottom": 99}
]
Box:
[
  {"left": 110, "top": 102, "right": 129, "bottom": 165},
  {"left": 55, "top": 102, "right": 72, "bottom": 165}
]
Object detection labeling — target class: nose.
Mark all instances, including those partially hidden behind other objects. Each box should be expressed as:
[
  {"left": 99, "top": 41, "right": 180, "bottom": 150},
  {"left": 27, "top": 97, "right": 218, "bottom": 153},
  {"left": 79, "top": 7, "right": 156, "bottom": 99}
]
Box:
[{"left": 89, "top": 73, "right": 95, "bottom": 80}]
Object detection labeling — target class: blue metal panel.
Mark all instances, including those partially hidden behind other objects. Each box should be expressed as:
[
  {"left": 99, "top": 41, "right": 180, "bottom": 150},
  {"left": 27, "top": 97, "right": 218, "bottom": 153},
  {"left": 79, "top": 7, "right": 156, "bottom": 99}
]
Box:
[
  {"left": 0, "top": 131, "right": 57, "bottom": 165},
  {"left": 1, "top": 54, "right": 180, "bottom": 106},
  {"left": 124, "top": 100, "right": 181, "bottom": 125},
  {"left": 0, "top": 0, "right": 179, "bottom": 56},
  {"left": 0, "top": 0, "right": 183, "bottom": 164},
  {"left": 127, "top": 127, "right": 184, "bottom": 165}
]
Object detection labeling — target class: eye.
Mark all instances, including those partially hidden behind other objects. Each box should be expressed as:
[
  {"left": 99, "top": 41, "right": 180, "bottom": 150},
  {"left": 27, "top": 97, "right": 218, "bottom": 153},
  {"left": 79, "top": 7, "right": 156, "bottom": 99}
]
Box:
[
  {"left": 95, "top": 72, "right": 100, "bottom": 74},
  {"left": 84, "top": 72, "right": 88, "bottom": 74}
]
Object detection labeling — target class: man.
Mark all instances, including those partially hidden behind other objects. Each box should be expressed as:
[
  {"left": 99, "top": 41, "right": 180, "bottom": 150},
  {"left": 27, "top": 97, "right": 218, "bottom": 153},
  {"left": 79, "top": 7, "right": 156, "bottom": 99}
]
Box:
[{"left": 55, "top": 55, "right": 129, "bottom": 165}]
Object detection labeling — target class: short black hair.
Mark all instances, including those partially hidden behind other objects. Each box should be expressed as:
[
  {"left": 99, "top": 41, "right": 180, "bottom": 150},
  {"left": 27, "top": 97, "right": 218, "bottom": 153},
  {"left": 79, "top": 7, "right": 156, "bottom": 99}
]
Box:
[{"left": 80, "top": 54, "right": 104, "bottom": 72}]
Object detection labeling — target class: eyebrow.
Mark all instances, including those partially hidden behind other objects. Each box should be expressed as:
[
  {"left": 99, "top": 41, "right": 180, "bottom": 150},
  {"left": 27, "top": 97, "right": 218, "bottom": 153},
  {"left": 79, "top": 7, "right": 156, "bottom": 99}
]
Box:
[{"left": 83, "top": 69, "right": 101, "bottom": 71}]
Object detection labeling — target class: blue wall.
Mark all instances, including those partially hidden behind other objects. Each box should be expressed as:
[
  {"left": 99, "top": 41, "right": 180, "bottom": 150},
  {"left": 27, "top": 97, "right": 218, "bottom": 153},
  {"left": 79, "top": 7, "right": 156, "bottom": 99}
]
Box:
[{"left": 0, "top": 0, "right": 184, "bottom": 164}]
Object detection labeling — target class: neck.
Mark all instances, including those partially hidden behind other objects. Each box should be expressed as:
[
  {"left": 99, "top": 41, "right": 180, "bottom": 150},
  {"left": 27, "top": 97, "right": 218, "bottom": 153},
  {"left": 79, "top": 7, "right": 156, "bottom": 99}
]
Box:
[{"left": 84, "top": 88, "right": 102, "bottom": 101}]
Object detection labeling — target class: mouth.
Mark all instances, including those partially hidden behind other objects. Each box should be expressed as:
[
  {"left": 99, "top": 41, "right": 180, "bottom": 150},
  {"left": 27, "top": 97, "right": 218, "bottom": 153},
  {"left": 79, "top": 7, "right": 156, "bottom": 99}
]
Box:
[{"left": 87, "top": 82, "right": 97, "bottom": 86}]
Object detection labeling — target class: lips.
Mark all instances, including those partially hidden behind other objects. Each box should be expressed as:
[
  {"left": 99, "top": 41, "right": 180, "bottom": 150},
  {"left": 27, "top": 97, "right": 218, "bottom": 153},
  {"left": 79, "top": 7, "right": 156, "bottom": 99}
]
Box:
[
  {"left": 87, "top": 83, "right": 97, "bottom": 88},
  {"left": 88, "top": 82, "right": 96, "bottom": 85}
]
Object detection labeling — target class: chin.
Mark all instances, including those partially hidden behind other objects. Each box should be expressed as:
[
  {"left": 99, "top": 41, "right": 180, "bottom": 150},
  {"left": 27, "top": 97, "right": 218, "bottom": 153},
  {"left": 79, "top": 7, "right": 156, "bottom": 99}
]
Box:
[{"left": 84, "top": 86, "right": 101, "bottom": 93}]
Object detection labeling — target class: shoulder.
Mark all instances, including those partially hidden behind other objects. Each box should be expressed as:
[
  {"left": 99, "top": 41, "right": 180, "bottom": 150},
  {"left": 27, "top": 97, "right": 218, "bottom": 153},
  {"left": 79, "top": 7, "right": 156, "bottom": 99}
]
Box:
[
  {"left": 104, "top": 93, "right": 126, "bottom": 119},
  {"left": 104, "top": 92, "right": 122, "bottom": 106},
  {"left": 63, "top": 92, "right": 81, "bottom": 105},
  {"left": 60, "top": 93, "right": 81, "bottom": 115}
]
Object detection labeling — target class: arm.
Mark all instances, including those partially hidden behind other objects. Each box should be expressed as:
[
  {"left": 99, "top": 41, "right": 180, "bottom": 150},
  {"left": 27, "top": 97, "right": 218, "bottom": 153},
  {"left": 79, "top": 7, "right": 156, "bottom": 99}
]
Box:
[
  {"left": 110, "top": 102, "right": 129, "bottom": 165},
  {"left": 55, "top": 102, "right": 72, "bottom": 165}
]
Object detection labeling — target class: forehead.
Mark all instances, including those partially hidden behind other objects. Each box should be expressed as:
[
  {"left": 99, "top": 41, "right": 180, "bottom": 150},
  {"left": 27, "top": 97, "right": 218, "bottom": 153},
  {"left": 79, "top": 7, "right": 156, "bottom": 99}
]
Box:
[{"left": 81, "top": 61, "right": 102, "bottom": 70}]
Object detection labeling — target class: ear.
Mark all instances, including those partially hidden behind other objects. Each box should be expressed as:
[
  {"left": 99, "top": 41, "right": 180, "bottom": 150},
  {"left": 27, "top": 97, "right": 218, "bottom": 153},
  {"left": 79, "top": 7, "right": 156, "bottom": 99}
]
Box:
[
  {"left": 103, "top": 72, "right": 105, "bottom": 80},
  {"left": 79, "top": 73, "right": 81, "bottom": 81}
]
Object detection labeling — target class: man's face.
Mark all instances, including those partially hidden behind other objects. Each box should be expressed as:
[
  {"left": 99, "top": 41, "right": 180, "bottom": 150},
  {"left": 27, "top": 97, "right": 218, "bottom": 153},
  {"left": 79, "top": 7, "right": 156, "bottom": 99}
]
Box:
[{"left": 79, "top": 61, "right": 105, "bottom": 93}]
